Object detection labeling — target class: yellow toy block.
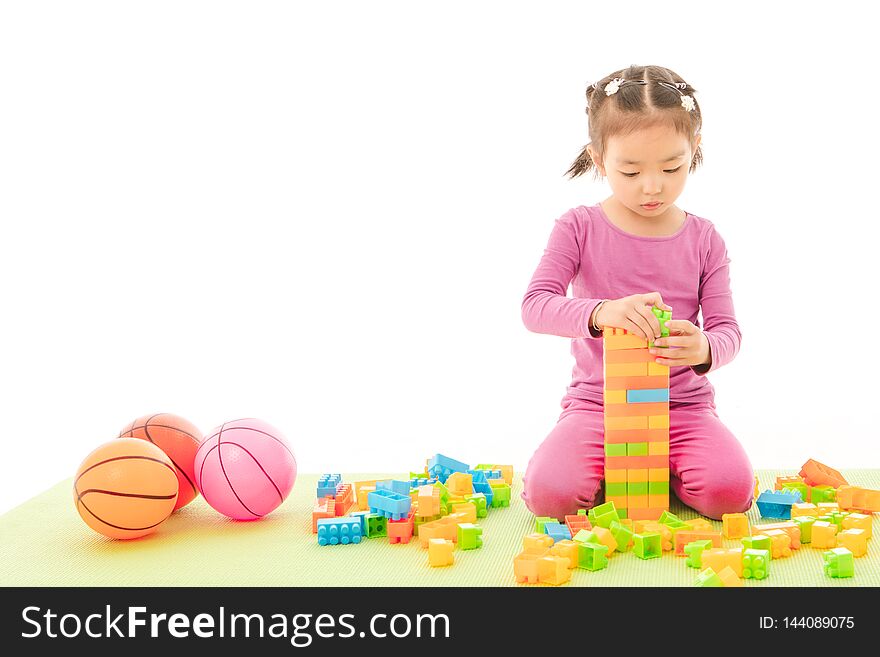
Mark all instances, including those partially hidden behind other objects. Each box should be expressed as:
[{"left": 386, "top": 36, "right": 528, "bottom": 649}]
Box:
[
  {"left": 628, "top": 469, "right": 648, "bottom": 482},
  {"left": 445, "top": 472, "right": 473, "bottom": 497},
  {"left": 591, "top": 526, "right": 619, "bottom": 555},
  {"left": 791, "top": 503, "right": 818, "bottom": 518},
  {"left": 605, "top": 468, "right": 627, "bottom": 483},
  {"left": 641, "top": 521, "right": 673, "bottom": 551},
  {"left": 514, "top": 550, "right": 546, "bottom": 583},
  {"left": 837, "top": 529, "right": 868, "bottom": 557},
  {"left": 649, "top": 467, "right": 670, "bottom": 481},
  {"left": 605, "top": 415, "right": 648, "bottom": 431},
  {"left": 604, "top": 389, "right": 627, "bottom": 404},
  {"left": 648, "top": 414, "right": 669, "bottom": 429},
  {"left": 648, "top": 441, "right": 669, "bottom": 455},
  {"left": 811, "top": 521, "right": 838, "bottom": 549},
  {"left": 701, "top": 548, "right": 744, "bottom": 578},
  {"left": 605, "top": 362, "right": 649, "bottom": 377},
  {"left": 537, "top": 555, "right": 572, "bottom": 586},
  {"left": 451, "top": 502, "right": 477, "bottom": 524},
  {"left": 765, "top": 529, "right": 793, "bottom": 558},
  {"left": 353, "top": 480, "right": 378, "bottom": 511},
  {"left": 647, "top": 360, "right": 669, "bottom": 376},
  {"left": 837, "top": 485, "right": 880, "bottom": 513},
  {"left": 842, "top": 513, "right": 872, "bottom": 539},
  {"left": 817, "top": 502, "right": 840, "bottom": 514},
  {"left": 418, "top": 485, "right": 441, "bottom": 517},
  {"left": 648, "top": 494, "right": 669, "bottom": 508},
  {"left": 549, "top": 539, "right": 579, "bottom": 569},
  {"left": 628, "top": 495, "right": 648, "bottom": 509},
  {"left": 684, "top": 518, "right": 714, "bottom": 532},
  {"left": 523, "top": 533, "right": 555, "bottom": 553},
  {"left": 605, "top": 495, "right": 627, "bottom": 509},
  {"left": 428, "top": 538, "right": 454, "bottom": 567},
  {"left": 722, "top": 513, "right": 750, "bottom": 539},
  {"left": 717, "top": 566, "right": 743, "bottom": 587},
  {"left": 603, "top": 329, "right": 649, "bottom": 350}
]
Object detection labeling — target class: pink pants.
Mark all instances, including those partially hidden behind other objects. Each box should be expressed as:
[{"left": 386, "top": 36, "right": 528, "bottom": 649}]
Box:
[{"left": 521, "top": 396, "right": 755, "bottom": 520}]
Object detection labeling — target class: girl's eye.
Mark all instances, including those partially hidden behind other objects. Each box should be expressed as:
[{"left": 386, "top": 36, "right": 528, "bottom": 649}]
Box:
[{"left": 621, "top": 166, "right": 682, "bottom": 177}]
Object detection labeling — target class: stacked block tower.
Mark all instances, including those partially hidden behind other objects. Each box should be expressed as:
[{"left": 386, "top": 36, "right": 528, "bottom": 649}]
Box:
[{"left": 602, "top": 307, "right": 672, "bottom": 521}]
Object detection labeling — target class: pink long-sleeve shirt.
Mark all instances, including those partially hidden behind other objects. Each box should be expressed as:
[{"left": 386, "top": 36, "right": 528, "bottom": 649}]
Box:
[{"left": 522, "top": 203, "right": 741, "bottom": 404}]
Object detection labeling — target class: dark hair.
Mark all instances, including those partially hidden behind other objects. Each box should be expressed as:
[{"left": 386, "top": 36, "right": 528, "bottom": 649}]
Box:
[{"left": 565, "top": 64, "right": 703, "bottom": 180}]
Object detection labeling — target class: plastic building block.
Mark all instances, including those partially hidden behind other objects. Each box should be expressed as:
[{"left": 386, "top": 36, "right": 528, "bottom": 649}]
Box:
[
  {"left": 549, "top": 539, "right": 579, "bottom": 569},
  {"left": 741, "top": 534, "right": 771, "bottom": 552},
  {"left": 823, "top": 547, "right": 854, "bottom": 578},
  {"left": 317, "top": 517, "right": 364, "bottom": 546},
  {"left": 524, "top": 532, "right": 555, "bottom": 553},
  {"left": 514, "top": 550, "right": 545, "bottom": 583},
  {"left": 364, "top": 513, "right": 388, "bottom": 539},
  {"left": 756, "top": 489, "right": 801, "bottom": 519},
  {"left": 418, "top": 513, "right": 467, "bottom": 548},
  {"left": 376, "top": 479, "right": 411, "bottom": 496},
  {"left": 591, "top": 526, "right": 619, "bottom": 555},
  {"left": 474, "top": 463, "right": 514, "bottom": 485},
  {"left": 565, "top": 514, "right": 591, "bottom": 537},
  {"left": 353, "top": 480, "right": 377, "bottom": 511},
  {"left": 544, "top": 522, "right": 572, "bottom": 543},
  {"left": 576, "top": 541, "right": 609, "bottom": 571},
  {"left": 535, "top": 516, "right": 557, "bottom": 533},
  {"left": 633, "top": 533, "right": 662, "bottom": 559},
  {"left": 450, "top": 502, "right": 477, "bottom": 524},
  {"left": 799, "top": 459, "right": 847, "bottom": 488},
  {"left": 791, "top": 503, "right": 818, "bottom": 518},
  {"left": 674, "top": 531, "right": 722, "bottom": 556},
  {"left": 658, "top": 510, "right": 682, "bottom": 525},
  {"left": 842, "top": 512, "right": 872, "bottom": 539},
  {"left": 764, "top": 530, "right": 793, "bottom": 558},
  {"left": 817, "top": 502, "right": 840, "bottom": 515},
  {"left": 388, "top": 511, "right": 415, "bottom": 545},
  {"left": 722, "top": 513, "right": 750, "bottom": 539},
  {"left": 312, "top": 496, "right": 336, "bottom": 533},
  {"left": 588, "top": 502, "right": 621, "bottom": 529},
  {"left": 471, "top": 479, "right": 494, "bottom": 507},
  {"left": 445, "top": 472, "right": 474, "bottom": 497},
  {"left": 537, "top": 555, "right": 572, "bottom": 586},
  {"left": 333, "top": 483, "right": 354, "bottom": 516},
  {"left": 684, "top": 518, "right": 714, "bottom": 533},
  {"left": 609, "top": 520, "right": 634, "bottom": 552},
  {"left": 811, "top": 521, "right": 838, "bottom": 549},
  {"left": 428, "top": 454, "right": 470, "bottom": 483},
  {"left": 417, "top": 485, "right": 442, "bottom": 517},
  {"left": 464, "top": 493, "right": 488, "bottom": 518},
  {"left": 572, "top": 529, "right": 597, "bottom": 544},
  {"left": 428, "top": 538, "right": 454, "bottom": 567},
  {"left": 837, "top": 485, "right": 880, "bottom": 513},
  {"left": 639, "top": 521, "right": 673, "bottom": 551},
  {"left": 488, "top": 480, "right": 511, "bottom": 508},
  {"left": 742, "top": 548, "right": 770, "bottom": 580},
  {"left": 695, "top": 567, "right": 723, "bottom": 587},
  {"left": 717, "top": 566, "right": 743, "bottom": 587},
  {"left": 317, "top": 473, "right": 342, "bottom": 499},
  {"left": 810, "top": 485, "right": 836, "bottom": 504},
  {"left": 701, "top": 548, "right": 744, "bottom": 578},
  {"left": 792, "top": 516, "right": 816, "bottom": 544},
  {"left": 750, "top": 522, "right": 802, "bottom": 549},
  {"left": 683, "top": 539, "right": 714, "bottom": 569},
  {"left": 367, "top": 489, "right": 412, "bottom": 521},
  {"left": 837, "top": 529, "right": 867, "bottom": 557},
  {"left": 458, "top": 523, "right": 483, "bottom": 550}
]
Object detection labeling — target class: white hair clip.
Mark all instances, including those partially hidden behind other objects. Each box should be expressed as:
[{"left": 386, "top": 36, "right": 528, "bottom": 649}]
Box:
[
  {"left": 604, "top": 78, "right": 624, "bottom": 95},
  {"left": 680, "top": 95, "right": 696, "bottom": 111}
]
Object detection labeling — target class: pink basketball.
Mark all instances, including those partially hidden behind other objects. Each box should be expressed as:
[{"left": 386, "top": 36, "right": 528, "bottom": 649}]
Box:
[{"left": 194, "top": 418, "right": 297, "bottom": 520}]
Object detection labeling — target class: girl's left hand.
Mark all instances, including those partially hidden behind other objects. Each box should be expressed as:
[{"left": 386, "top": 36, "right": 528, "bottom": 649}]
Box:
[{"left": 649, "top": 319, "right": 711, "bottom": 368}]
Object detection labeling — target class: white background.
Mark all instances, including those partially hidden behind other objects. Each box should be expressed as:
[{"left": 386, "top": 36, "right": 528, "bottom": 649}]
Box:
[{"left": 2, "top": 1, "right": 878, "bottom": 515}]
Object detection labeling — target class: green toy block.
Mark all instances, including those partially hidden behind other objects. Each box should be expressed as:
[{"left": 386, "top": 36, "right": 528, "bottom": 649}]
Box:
[
  {"left": 572, "top": 529, "right": 599, "bottom": 545},
  {"left": 464, "top": 493, "right": 488, "bottom": 518},
  {"left": 457, "top": 523, "right": 483, "bottom": 550},
  {"left": 365, "top": 514, "right": 388, "bottom": 539},
  {"left": 658, "top": 510, "right": 682, "bottom": 526},
  {"left": 577, "top": 509, "right": 587, "bottom": 516},
  {"left": 606, "top": 482, "right": 627, "bottom": 497},
  {"left": 781, "top": 482, "right": 809, "bottom": 503},
  {"left": 827, "top": 511, "right": 849, "bottom": 530},
  {"left": 609, "top": 520, "right": 633, "bottom": 552},
  {"left": 811, "top": 485, "right": 836, "bottom": 504},
  {"left": 576, "top": 541, "right": 608, "bottom": 571},
  {"left": 648, "top": 481, "right": 669, "bottom": 495},
  {"left": 626, "top": 442, "right": 648, "bottom": 456},
  {"left": 413, "top": 513, "right": 441, "bottom": 536},
  {"left": 633, "top": 533, "right": 662, "bottom": 559},
  {"left": 695, "top": 567, "right": 723, "bottom": 587},
  {"left": 793, "top": 516, "right": 816, "bottom": 543},
  {"left": 823, "top": 547, "right": 854, "bottom": 578},
  {"left": 604, "top": 443, "right": 627, "bottom": 457},
  {"left": 683, "top": 539, "right": 714, "bottom": 569},
  {"left": 535, "top": 516, "right": 557, "bottom": 533},
  {"left": 433, "top": 481, "right": 450, "bottom": 504},
  {"left": 647, "top": 306, "right": 672, "bottom": 348},
  {"left": 742, "top": 534, "right": 772, "bottom": 553},
  {"left": 627, "top": 482, "right": 649, "bottom": 496},
  {"left": 742, "top": 548, "right": 770, "bottom": 580},
  {"left": 588, "top": 502, "right": 620, "bottom": 529},
  {"left": 488, "top": 481, "right": 511, "bottom": 508}
]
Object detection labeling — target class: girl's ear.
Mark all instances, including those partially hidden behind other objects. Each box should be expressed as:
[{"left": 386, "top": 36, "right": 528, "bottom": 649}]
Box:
[{"left": 587, "top": 145, "right": 605, "bottom": 177}]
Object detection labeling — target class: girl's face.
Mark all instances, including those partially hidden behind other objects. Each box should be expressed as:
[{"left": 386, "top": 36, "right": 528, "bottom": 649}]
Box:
[{"left": 589, "top": 124, "right": 700, "bottom": 219}]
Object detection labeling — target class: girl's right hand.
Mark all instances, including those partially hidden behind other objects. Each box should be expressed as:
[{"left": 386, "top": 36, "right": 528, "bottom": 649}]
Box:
[{"left": 593, "top": 293, "right": 672, "bottom": 342}]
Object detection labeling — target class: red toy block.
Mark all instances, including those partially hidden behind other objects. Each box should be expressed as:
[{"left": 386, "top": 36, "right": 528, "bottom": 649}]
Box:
[
  {"left": 799, "top": 459, "right": 847, "bottom": 488},
  {"left": 334, "top": 483, "right": 354, "bottom": 516},
  {"left": 565, "top": 514, "right": 592, "bottom": 536},
  {"left": 312, "top": 496, "right": 336, "bottom": 533},
  {"left": 388, "top": 510, "right": 415, "bottom": 544}
]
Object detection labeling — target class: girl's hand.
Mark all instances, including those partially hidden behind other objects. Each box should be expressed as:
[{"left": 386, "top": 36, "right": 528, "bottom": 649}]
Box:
[
  {"left": 649, "top": 319, "right": 711, "bottom": 368},
  {"left": 593, "top": 292, "right": 672, "bottom": 342}
]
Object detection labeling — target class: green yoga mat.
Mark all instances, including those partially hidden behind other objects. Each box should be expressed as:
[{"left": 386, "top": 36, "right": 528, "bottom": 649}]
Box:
[{"left": 1, "top": 471, "right": 878, "bottom": 586}]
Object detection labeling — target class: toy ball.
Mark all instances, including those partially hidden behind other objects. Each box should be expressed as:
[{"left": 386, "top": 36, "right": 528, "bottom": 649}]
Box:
[
  {"left": 194, "top": 418, "right": 297, "bottom": 520},
  {"left": 118, "top": 412, "right": 203, "bottom": 511},
  {"left": 73, "top": 438, "right": 179, "bottom": 540}
]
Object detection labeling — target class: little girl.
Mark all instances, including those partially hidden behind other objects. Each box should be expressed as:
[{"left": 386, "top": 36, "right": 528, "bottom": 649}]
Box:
[{"left": 521, "top": 64, "right": 754, "bottom": 521}]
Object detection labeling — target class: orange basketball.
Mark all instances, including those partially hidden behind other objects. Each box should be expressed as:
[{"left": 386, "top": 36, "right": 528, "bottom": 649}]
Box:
[
  {"left": 118, "top": 413, "right": 202, "bottom": 510},
  {"left": 73, "top": 438, "right": 179, "bottom": 540}
]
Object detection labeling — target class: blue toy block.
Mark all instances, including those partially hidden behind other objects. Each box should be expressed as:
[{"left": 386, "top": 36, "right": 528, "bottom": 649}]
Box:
[
  {"left": 376, "top": 479, "right": 411, "bottom": 496},
  {"left": 626, "top": 388, "right": 670, "bottom": 403},
  {"left": 350, "top": 510, "right": 369, "bottom": 534},
  {"left": 427, "top": 454, "right": 470, "bottom": 483},
  {"left": 472, "top": 479, "right": 494, "bottom": 508},
  {"left": 317, "top": 473, "right": 342, "bottom": 499},
  {"left": 544, "top": 522, "right": 572, "bottom": 543},
  {"left": 367, "top": 489, "right": 412, "bottom": 520},
  {"left": 467, "top": 469, "right": 488, "bottom": 485},
  {"left": 317, "top": 517, "right": 364, "bottom": 546},
  {"left": 756, "top": 489, "right": 802, "bottom": 520},
  {"left": 410, "top": 477, "right": 436, "bottom": 488}
]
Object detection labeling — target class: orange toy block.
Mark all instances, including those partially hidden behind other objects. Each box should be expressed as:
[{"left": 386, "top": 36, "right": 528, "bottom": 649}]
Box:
[
  {"left": 817, "top": 502, "right": 840, "bottom": 515},
  {"left": 537, "top": 555, "right": 572, "bottom": 586},
  {"left": 451, "top": 502, "right": 477, "bottom": 524},
  {"left": 353, "top": 480, "right": 377, "bottom": 511},
  {"left": 565, "top": 514, "right": 592, "bottom": 537},
  {"left": 640, "top": 521, "right": 673, "bottom": 551},
  {"left": 837, "top": 486, "right": 880, "bottom": 513},
  {"left": 775, "top": 475, "right": 806, "bottom": 491},
  {"left": 388, "top": 511, "right": 415, "bottom": 544},
  {"left": 799, "top": 459, "right": 847, "bottom": 488},
  {"left": 722, "top": 513, "right": 750, "bottom": 539},
  {"left": 842, "top": 513, "right": 872, "bottom": 539},
  {"left": 514, "top": 550, "right": 547, "bottom": 583},
  {"left": 523, "top": 532, "right": 555, "bottom": 553},
  {"left": 765, "top": 529, "right": 793, "bottom": 558},
  {"left": 418, "top": 485, "right": 442, "bottom": 517},
  {"left": 684, "top": 518, "right": 714, "bottom": 532},
  {"left": 751, "top": 522, "right": 801, "bottom": 549},
  {"left": 674, "top": 531, "right": 722, "bottom": 556},
  {"left": 591, "top": 527, "right": 619, "bottom": 556},
  {"left": 446, "top": 472, "right": 474, "bottom": 497},
  {"left": 627, "top": 508, "right": 664, "bottom": 522},
  {"left": 701, "top": 548, "right": 744, "bottom": 578},
  {"left": 837, "top": 529, "right": 868, "bottom": 557},
  {"left": 428, "top": 538, "right": 454, "bottom": 567},
  {"left": 717, "top": 566, "right": 743, "bottom": 587},
  {"left": 312, "top": 496, "right": 336, "bottom": 533},
  {"left": 334, "top": 483, "right": 354, "bottom": 516},
  {"left": 791, "top": 503, "right": 819, "bottom": 518},
  {"left": 550, "top": 539, "right": 579, "bottom": 569},
  {"left": 811, "top": 521, "right": 838, "bottom": 549},
  {"left": 419, "top": 516, "right": 463, "bottom": 548}
]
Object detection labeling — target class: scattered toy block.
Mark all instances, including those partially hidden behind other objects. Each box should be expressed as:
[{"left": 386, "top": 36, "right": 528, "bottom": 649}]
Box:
[
  {"left": 837, "top": 486, "right": 880, "bottom": 513},
  {"left": 750, "top": 522, "right": 801, "bottom": 549},
  {"left": 428, "top": 454, "right": 470, "bottom": 483},
  {"left": 524, "top": 532, "right": 555, "bottom": 553},
  {"left": 810, "top": 485, "right": 836, "bottom": 504},
  {"left": 364, "top": 513, "right": 388, "bottom": 539},
  {"left": 388, "top": 511, "right": 415, "bottom": 545},
  {"left": 823, "top": 547, "right": 854, "bottom": 578},
  {"left": 837, "top": 528, "right": 867, "bottom": 557},
  {"left": 701, "top": 547, "right": 744, "bottom": 578},
  {"left": 717, "top": 566, "right": 743, "bottom": 587},
  {"left": 549, "top": 539, "right": 579, "bottom": 569},
  {"left": 811, "top": 521, "right": 838, "bottom": 549},
  {"left": 537, "top": 555, "right": 572, "bottom": 586},
  {"left": 544, "top": 522, "right": 572, "bottom": 543},
  {"left": 312, "top": 496, "right": 336, "bottom": 533},
  {"left": 674, "top": 530, "right": 722, "bottom": 556},
  {"left": 588, "top": 502, "right": 620, "bottom": 529},
  {"left": 591, "top": 526, "right": 619, "bottom": 555},
  {"left": 445, "top": 472, "right": 474, "bottom": 497},
  {"left": 742, "top": 548, "right": 770, "bottom": 580},
  {"left": 742, "top": 534, "right": 772, "bottom": 552},
  {"left": 514, "top": 550, "right": 546, "bottom": 583},
  {"left": 799, "top": 459, "right": 847, "bottom": 488},
  {"left": 464, "top": 493, "right": 488, "bottom": 518},
  {"left": 450, "top": 502, "right": 477, "bottom": 524},
  {"left": 842, "top": 513, "right": 872, "bottom": 539},
  {"left": 633, "top": 533, "right": 662, "bottom": 559},
  {"left": 695, "top": 567, "right": 723, "bottom": 587},
  {"left": 756, "top": 489, "right": 801, "bottom": 519},
  {"left": 576, "top": 541, "right": 609, "bottom": 571},
  {"left": 684, "top": 539, "right": 715, "bottom": 569},
  {"left": 684, "top": 518, "right": 714, "bottom": 532},
  {"left": 334, "top": 483, "right": 354, "bottom": 516},
  {"left": 565, "top": 513, "right": 592, "bottom": 537},
  {"left": 317, "top": 473, "right": 342, "bottom": 499},
  {"left": 317, "top": 517, "right": 364, "bottom": 546},
  {"left": 764, "top": 529, "right": 793, "bottom": 558},
  {"left": 791, "top": 503, "right": 818, "bottom": 518},
  {"left": 458, "top": 523, "right": 483, "bottom": 550},
  {"left": 428, "top": 538, "right": 454, "bottom": 567},
  {"left": 609, "top": 520, "right": 634, "bottom": 551},
  {"left": 722, "top": 513, "right": 750, "bottom": 539}
]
